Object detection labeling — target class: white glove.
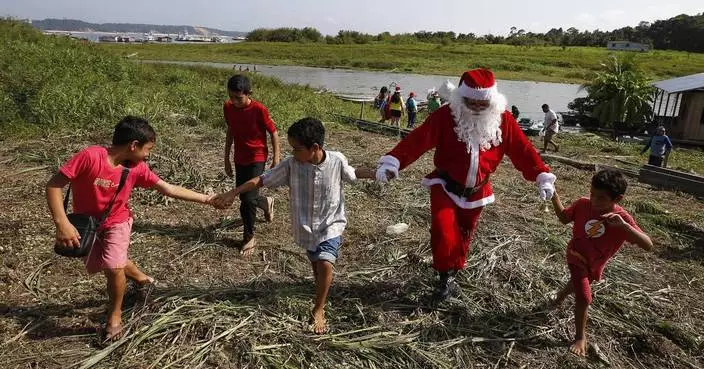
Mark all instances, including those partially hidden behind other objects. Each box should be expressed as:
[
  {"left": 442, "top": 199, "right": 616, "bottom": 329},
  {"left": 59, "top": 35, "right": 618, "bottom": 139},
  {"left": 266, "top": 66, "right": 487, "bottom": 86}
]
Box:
[
  {"left": 376, "top": 164, "right": 399, "bottom": 183},
  {"left": 536, "top": 172, "right": 556, "bottom": 200},
  {"left": 376, "top": 155, "right": 400, "bottom": 183}
]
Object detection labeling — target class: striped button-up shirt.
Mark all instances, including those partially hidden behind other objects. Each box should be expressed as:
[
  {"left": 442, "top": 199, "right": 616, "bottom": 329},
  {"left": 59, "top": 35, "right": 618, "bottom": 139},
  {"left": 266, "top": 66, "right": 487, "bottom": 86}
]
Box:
[{"left": 261, "top": 151, "right": 357, "bottom": 251}]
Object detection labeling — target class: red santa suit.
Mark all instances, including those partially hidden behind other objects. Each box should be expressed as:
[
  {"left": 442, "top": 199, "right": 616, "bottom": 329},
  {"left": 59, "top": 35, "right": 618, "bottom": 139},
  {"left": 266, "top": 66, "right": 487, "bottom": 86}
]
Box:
[{"left": 376, "top": 69, "right": 555, "bottom": 272}]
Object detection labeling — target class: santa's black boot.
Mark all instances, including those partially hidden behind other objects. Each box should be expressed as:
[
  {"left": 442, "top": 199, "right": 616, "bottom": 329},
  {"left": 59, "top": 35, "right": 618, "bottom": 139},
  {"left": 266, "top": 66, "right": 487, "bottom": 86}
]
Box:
[{"left": 433, "top": 270, "right": 458, "bottom": 301}]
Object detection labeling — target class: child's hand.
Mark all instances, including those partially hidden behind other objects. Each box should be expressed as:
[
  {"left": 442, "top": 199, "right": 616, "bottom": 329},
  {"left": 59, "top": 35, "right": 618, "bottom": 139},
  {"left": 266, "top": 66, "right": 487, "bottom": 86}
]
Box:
[
  {"left": 211, "top": 192, "right": 236, "bottom": 209},
  {"left": 55, "top": 220, "right": 81, "bottom": 248},
  {"left": 602, "top": 212, "right": 628, "bottom": 228}
]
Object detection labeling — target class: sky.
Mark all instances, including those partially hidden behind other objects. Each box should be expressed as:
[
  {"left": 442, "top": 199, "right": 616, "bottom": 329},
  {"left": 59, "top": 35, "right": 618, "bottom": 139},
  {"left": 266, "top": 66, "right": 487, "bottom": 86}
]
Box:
[{"left": 1, "top": 0, "right": 702, "bottom": 35}]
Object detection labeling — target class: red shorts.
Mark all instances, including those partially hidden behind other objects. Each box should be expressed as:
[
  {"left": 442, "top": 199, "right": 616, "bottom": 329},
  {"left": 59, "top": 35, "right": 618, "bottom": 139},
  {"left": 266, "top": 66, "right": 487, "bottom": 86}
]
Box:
[{"left": 84, "top": 218, "right": 133, "bottom": 274}]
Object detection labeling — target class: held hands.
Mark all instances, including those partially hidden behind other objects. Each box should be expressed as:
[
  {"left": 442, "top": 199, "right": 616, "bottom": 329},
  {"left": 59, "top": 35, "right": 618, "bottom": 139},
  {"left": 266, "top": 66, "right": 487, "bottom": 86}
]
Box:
[
  {"left": 208, "top": 192, "right": 237, "bottom": 209},
  {"left": 55, "top": 220, "right": 81, "bottom": 249},
  {"left": 375, "top": 164, "right": 398, "bottom": 183},
  {"left": 536, "top": 172, "right": 557, "bottom": 201}
]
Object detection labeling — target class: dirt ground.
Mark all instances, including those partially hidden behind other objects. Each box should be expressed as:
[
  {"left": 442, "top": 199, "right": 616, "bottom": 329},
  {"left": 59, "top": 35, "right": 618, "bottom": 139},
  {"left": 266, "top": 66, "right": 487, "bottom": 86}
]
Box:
[{"left": 1, "top": 127, "right": 703, "bottom": 368}]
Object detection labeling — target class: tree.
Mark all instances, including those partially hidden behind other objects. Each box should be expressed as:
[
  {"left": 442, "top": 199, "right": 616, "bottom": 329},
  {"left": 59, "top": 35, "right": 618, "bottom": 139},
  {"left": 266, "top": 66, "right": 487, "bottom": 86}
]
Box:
[{"left": 578, "top": 56, "right": 654, "bottom": 135}]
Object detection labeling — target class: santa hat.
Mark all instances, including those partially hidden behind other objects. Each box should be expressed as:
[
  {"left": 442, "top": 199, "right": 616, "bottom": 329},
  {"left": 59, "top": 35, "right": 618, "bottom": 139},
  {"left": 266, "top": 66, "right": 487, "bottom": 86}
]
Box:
[
  {"left": 395, "top": 86, "right": 401, "bottom": 91},
  {"left": 457, "top": 68, "right": 497, "bottom": 100}
]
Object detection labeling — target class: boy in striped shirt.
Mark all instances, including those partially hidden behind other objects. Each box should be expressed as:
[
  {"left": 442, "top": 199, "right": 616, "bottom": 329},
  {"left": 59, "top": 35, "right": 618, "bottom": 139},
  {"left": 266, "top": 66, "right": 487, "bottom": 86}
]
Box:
[{"left": 214, "top": 117, "right": 375, "bottom": 334}]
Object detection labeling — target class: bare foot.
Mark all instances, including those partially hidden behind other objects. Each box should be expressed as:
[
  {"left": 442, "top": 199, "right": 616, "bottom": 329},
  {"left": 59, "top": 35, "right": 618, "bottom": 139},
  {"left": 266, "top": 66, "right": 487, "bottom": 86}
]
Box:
[
  {"left": 310, "top": 310, "right": 327, "bottom": 335},
  {"left": 103, "top": 322, "right": 124, "bottom": 342},
  {"left": 263, "top": 196, "right": 274, "bottom": 223},
  {"left": 240, "top": 236, "right": 257, "bottom": 256},
  {"left": 570, "top": 338, "right": 588, "bottom": 356}
]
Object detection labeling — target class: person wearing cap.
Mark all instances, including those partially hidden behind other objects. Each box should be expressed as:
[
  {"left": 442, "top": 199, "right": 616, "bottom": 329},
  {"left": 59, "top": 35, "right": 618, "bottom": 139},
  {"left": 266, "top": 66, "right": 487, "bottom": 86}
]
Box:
[
  {"left": 406, "top": 92, "right": 418, "bottom": 128},
  {"left": 640, "top": 126, "right": 673, "bottom": 167},
  {"left": 427, "top": 91, "right": 441, "bottom": 114},
  {"left": 387, "top": 86, "right": 405, "bottom": 128},
  {"left": 375, "top": 68, "right": 556, "bottom": 300}
]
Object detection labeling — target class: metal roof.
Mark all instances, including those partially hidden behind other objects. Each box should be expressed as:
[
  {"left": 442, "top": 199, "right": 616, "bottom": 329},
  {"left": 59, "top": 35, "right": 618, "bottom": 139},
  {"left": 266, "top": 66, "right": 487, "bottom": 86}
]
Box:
[{"left": 652, "top": 73, "right": 704, "bottom": 94}]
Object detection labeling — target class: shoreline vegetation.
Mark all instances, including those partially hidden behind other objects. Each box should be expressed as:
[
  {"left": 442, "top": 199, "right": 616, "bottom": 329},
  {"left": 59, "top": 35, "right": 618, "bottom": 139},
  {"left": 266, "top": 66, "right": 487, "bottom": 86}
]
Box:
[{"left": 97, "top": 42, "right": 704, "bottom": 84}]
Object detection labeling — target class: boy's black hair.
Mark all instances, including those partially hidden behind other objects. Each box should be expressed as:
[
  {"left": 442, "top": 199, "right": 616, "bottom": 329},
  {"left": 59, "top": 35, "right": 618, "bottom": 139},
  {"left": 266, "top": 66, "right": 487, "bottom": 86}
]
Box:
[
  {"left": 591, "top": 169, "right": 627, "bottom": 199},
  {"left": 287, "top": 117, "right": 325, "bottom": 149},
  {"left": 112, "top": 116, "right": 156, "bottom": 146},
  {"left": 380, "top": 86, "right": 388, "bottom": 94},
  {"left": 227, "top": 74, "right": 251, "bottom": 94},
  {"left": 541, "top": 103, "right": 549, "bottom": 109}
]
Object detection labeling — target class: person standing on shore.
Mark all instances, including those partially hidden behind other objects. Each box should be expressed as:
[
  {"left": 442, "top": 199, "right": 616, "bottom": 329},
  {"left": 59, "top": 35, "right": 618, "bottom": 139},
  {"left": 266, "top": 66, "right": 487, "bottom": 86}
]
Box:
[
  {"left": 388, "top": 86, "right": 405, "bottom": 128},
  {"left": 427, "top": 91, "right": 441, "bottom": 114},
  {"left": 406, "top": 92, "right": 418, "bottom": 128},
  {"left": 541, "top": 103, "right": 559, "bottom": 152},
  {"left": 640, "top": 126, "right": 673, "bottom": 167},
  {"left": 223, "top": 75, "right": 280, "bottom": 255},
  {"left": 511, "top": 105, "right": 520, "bottom": 120}
]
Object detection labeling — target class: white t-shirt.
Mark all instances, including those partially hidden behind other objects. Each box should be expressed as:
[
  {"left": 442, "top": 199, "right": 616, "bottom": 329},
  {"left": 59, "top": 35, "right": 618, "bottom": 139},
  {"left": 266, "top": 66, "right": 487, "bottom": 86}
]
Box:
[{"left": 544, "top": 110, "right": 559, "bottom": 132}]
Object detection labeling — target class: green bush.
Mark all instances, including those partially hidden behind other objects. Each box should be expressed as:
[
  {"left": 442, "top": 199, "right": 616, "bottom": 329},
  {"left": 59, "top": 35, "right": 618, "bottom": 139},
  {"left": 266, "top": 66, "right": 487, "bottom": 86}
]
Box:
[{"left": 0, "top": 19, "right": 368, "bottom": 138}]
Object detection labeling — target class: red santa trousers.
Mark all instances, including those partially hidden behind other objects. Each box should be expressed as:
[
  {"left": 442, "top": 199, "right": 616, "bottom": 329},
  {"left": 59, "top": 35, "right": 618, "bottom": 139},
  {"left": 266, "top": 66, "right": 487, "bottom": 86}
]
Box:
[{"left": 430, "top": 185, "right": 483, "bottom": 272}]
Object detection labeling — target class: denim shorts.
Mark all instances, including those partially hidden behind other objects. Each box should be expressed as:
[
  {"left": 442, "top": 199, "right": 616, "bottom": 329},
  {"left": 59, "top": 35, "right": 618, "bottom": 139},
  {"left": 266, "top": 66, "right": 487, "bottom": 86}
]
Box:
[{"left": 307, "top": 236, "right": 342, "bottom": 263}]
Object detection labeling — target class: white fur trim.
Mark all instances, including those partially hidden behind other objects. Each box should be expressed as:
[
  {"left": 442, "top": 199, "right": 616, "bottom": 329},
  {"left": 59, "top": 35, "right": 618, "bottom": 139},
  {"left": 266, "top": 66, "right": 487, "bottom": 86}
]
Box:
[
  {"left": 466, "top": 140, "right": 480, "bottom": 187},
  {"left": 458, "top": 83, "right": 497, "bottom": 100},
  {"left": 378, "top": 155, "right": 400, "bottom": 169},
  {"left": 421, "top": 178, "right": 495, "bottom": 209},
  {"left": 437, "top": 80, "right": 456, "bottom": 101}
]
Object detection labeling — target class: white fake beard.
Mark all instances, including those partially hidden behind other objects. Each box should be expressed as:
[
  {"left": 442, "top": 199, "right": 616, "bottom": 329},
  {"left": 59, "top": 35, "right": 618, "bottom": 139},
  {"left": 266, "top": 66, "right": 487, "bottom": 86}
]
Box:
[{"left": 448, "top": 88, "right": 506, "bottom": 152}]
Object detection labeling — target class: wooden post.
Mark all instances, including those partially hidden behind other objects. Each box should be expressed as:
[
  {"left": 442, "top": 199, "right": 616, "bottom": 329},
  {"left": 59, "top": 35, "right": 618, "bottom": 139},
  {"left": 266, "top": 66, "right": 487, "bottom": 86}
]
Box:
[{"left": 359, "top": 101, "right": 364, "bottom": 120}]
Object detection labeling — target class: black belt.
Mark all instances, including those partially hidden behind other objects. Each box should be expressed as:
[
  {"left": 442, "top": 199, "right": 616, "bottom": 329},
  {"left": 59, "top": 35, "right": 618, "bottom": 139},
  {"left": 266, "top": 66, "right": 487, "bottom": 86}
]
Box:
[{"left": 438, "top": 171, "right": 489, "bottom": 198}]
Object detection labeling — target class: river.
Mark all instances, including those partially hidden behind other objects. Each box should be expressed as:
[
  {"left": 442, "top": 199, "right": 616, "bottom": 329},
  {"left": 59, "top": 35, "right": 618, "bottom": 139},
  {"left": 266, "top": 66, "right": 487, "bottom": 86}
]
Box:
[{"left": 143, "top": 60, "right": 587, "bottom": 123}]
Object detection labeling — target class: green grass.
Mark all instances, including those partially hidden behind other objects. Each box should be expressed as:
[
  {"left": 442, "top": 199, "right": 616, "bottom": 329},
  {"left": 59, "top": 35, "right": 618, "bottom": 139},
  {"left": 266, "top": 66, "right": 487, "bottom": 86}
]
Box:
[
  {"left": 0, "top": 20, "right": 377, "bottom": 140},
  {"left": 97, "top": 42, "right": 704, "bottom": 84},
  {"left": 531, "top": 133, "right": 704, "bottom": 175}
]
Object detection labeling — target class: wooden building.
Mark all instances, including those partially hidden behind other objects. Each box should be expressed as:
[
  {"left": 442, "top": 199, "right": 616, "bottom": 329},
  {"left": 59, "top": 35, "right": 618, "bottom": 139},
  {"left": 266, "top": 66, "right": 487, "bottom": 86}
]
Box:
[{"left": 651, "top": 73, "right": 704, "bottom": 143}]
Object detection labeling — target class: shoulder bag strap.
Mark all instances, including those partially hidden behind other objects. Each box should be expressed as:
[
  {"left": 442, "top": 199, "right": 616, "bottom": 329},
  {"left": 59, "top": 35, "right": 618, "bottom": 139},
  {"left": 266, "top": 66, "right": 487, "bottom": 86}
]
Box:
[{"left": 99, "top": 167, "right": 131, "bottom": 223}]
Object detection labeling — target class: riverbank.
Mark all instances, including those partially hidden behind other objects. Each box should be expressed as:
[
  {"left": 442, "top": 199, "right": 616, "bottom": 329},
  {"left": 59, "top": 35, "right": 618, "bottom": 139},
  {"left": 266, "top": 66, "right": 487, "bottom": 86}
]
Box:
[{"left": 98, "top": 42, "right": 704, "bottom": 84}]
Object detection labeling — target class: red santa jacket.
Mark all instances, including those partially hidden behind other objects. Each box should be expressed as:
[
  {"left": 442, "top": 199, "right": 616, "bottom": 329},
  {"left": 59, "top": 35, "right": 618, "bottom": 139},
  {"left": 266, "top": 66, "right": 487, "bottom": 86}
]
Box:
[{"left": 384, "top": 105, "right": 550, "bottom": 208}]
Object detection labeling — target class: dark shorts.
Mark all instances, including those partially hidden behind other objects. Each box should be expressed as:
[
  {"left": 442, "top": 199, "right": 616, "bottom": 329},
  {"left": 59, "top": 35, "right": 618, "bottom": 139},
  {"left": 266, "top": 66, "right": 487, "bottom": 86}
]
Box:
[
  {"left": 648, "top": 155, "right": 664, "bottom": 167},
  {"left": 307, "top": 236, "right": 342, "bottom": 263},
  {"left": 390, "top": 110, "right": 402, "bottom": 118}
]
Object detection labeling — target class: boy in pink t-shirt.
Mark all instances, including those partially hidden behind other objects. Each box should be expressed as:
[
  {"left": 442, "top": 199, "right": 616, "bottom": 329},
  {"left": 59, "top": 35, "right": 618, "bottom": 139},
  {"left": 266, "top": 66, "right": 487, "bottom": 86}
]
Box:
[
  {"left": 550, "top": 169, "right": 653, "bottom": 357},
  {"left": 46, "top": 116, "right": 220, "bottom": 341}
]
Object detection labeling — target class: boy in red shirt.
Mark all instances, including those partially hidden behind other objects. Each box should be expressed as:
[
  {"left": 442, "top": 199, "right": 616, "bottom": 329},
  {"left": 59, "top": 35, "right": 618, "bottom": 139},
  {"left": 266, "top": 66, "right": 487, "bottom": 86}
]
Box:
[
  {"left": 46, "top": 116, "right": 219, "bottom": 341},
  {"left": 223, "top": 75, "right": 281, "bottom": 255},
  {"left": 550, "top": 169, "right": 653, "bottom": 356}
]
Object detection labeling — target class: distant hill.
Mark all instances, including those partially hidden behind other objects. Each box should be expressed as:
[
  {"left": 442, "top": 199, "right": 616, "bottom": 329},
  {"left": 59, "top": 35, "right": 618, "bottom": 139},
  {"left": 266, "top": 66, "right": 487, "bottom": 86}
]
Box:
[{"left": 31, "top": 18, "right": 247, "bottom": 37}]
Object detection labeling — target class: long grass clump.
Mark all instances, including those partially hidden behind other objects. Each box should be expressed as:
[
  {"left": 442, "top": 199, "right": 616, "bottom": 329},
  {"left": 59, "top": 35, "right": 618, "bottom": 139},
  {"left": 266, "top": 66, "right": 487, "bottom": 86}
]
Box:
[{"left": 0, "top": 19, "right": 370, "bottom": 140}]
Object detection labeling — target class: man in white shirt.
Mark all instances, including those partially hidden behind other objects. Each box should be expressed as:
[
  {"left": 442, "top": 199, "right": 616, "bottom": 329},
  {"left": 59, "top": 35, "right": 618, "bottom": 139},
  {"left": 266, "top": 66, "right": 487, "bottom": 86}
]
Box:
[{"left": 542, "top": 103, "right": 559, "bottom": 152}]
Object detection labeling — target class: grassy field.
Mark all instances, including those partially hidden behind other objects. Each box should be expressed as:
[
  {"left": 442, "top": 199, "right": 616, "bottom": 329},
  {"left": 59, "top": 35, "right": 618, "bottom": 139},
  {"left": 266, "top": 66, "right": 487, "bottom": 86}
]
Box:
[
  {"left": 98, "top": 42, "right": 704, "bottom": 84},
  {"left": 2, "top": 21, "right": 704, "bottom": 368}
]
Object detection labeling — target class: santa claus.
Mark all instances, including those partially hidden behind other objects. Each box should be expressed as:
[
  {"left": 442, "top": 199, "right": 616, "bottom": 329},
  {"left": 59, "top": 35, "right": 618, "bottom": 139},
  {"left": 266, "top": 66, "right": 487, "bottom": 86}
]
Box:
[{"left": 376, "top": 68, "right": 556, "bottom": 300}]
